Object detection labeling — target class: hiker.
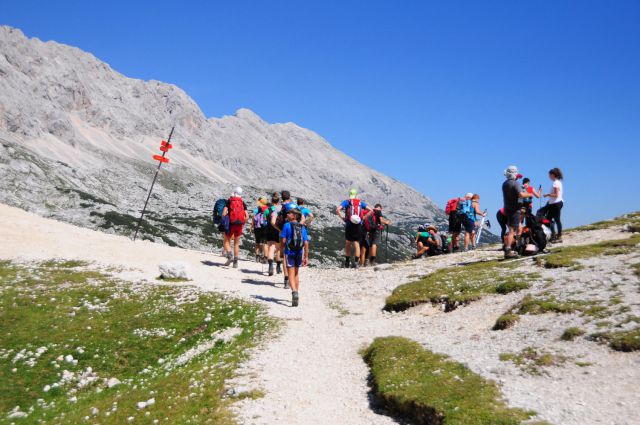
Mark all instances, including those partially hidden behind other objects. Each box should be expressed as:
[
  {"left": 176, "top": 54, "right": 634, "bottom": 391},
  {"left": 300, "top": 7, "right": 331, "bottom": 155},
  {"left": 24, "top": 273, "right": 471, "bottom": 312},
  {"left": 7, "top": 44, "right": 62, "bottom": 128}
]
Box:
[
  {"left": 360, "top": 203, "right": 391, "bottom": 266},
  {"left": 445, "top": 195, "right": 464, "bottom": 253},
  {"left": 264, "top": 194, "right": 283, "bottom": 276},
  {"left": 280, "top": 208, "right": 309, "bottom": 307},
  {"left": 221, "top": 187, "right": 248, "bottom": 268},
  {"left": 521, "top": 178, "right": 541, "bottom": 216},
  {"left": 252, "top": 197, "right": 269, "bottom": 263},
  {"left": 496, "top": 208, "right": 508, "bottom": 248},
  {"left": 274, "top": 191, "right": 299, "bottom": 288},
  {"left": 467, "top": 194, "right": 486, "bottom": 250},
  {"left": 502, "top": 166, "right": 523, "bottom": 258},
  {"left": 336, "top": 189, "right": 373, "bottom": 269},
  {"left": 296, "top": 198, "right": 315, "bottom": 226},
  {"left": 456, "top": 193, "right": 477, "bottom": 251},
  {"left": 538, "top": 167, "right": 564, "bottom": 243},
  {"left": 414, "top": 225, "right": 441, "bottom": 258}
]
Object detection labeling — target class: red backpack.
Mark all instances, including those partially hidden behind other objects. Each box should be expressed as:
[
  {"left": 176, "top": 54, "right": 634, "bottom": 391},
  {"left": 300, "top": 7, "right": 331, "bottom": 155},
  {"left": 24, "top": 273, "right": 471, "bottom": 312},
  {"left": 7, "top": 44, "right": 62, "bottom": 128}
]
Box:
[
  {"left": 346, "top": 199, "right": 363, "bottom": 219},
  {"left": 445, "top": 198, "right": 460, "bottom": 215},
  {"left": 228, "top": 197, "right": 246, "bottom": 225},
  {"left": 363, "top": 212, "right": 381, "bottom": 231}
]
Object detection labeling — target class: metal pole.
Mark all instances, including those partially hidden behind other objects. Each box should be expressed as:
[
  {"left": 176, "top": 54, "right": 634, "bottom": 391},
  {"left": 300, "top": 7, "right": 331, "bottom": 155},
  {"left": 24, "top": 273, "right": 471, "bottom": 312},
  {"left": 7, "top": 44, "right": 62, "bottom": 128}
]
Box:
[
  {"left": 385, "top": 224, "right": 389, "bottom": 263},
  {"left": 133, "top": 127, "right": 174, "bottom": 241}
]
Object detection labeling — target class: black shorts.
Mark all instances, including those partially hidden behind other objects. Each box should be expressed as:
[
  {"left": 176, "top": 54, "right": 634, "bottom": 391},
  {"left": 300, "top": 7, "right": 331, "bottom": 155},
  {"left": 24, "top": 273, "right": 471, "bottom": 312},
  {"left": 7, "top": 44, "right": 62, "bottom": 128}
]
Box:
[
  {"left": 448, "top": 213, "right": 462, "bottom": 233},
  {"left": 345, "top": 224, "right": 362, "bottom": 242},
  {"left": 505, "top": 210, "right": 520, "bottom": 230},
  {"left": 367, "top": 230, "right": 380, "bottom": 246},
  {"left": 254, "top": 227, "right": 266, "bottom": 244},
  {"left": 417, "top": 236, "right": 430, "bottom": 246},
  {"left": 266, "top": 227, "right": 280, "bottom": 243}
]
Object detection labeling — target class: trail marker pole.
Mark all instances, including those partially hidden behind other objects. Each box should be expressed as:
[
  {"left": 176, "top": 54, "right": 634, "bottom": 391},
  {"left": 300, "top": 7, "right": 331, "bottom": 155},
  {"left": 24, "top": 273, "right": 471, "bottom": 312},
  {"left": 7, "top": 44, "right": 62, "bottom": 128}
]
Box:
[{"left": 133, "top": 127, "right": 175, "bottom": 241}]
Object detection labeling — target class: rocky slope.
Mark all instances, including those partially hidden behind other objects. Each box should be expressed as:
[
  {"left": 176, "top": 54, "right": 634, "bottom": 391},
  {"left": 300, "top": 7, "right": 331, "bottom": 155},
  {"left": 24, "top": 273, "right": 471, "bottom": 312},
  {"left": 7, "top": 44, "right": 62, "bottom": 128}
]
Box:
[{"left": 0, "top": 26, "right": 494, "bottom": 264}]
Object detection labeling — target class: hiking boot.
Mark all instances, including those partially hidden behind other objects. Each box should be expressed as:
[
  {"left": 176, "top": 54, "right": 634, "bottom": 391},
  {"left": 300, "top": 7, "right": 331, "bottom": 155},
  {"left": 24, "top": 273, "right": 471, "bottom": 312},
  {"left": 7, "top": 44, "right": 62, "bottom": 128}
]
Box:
[
  {"left": 232, "top": 258, "right": 238, "bottom": 269},
  {"left": 276, "top": 262, "right": 282, "bottom": 274},
  {"left": 268, "top": 262, "right": 274, "bottom": 276},
  {"left": 284, "top": 278, "right": 290, "bottom": 289},
  {"left": 369, "top": 260, "right": 377, "bottom": 267},
  {"left": 352, "top": 262, "right": 360, "bottom": 269},
  {"left": 554, "top": 236, "right": 563, "bottom": 243},
  {"left": 224, "top": 255, "right": 233, "bottom": 267},
  {"left": 504, "top": 249, "right": 519, "bottom": 259},
  {"left": 291, "top": 291, "right": 299, "bottom": 307}
]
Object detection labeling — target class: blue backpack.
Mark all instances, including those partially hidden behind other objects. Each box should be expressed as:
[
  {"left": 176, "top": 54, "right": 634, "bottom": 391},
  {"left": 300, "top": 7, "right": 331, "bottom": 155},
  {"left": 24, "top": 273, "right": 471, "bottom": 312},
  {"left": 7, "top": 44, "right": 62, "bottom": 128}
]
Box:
[
  {"left": 457, "top": 199, "right": 473, "bottom": 219},
  {"left": 212, "top": 199, "right": 226, "bottom": 225}
]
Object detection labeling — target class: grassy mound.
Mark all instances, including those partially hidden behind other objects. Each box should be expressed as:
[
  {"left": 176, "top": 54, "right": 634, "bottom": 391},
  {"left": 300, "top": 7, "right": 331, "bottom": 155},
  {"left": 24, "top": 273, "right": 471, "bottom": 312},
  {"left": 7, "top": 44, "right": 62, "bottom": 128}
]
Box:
[
  {"left": 569, "top": 211, "right": 640, "bottom": 232},
  {"left": 362, "top": 336, "right": 535, "bottom": 424},
  {"left": 536, "top": 234, "right": 640, "bottom": 269},
  {"left": 499, "top": 347, "right": 567, "bottom": 376},
  {"left": 560, "top": 327, "right": 585, "bottom": 341},
  {"left": 589, "top": 328, "right": 640, "bottom": 352},
  {"left": 493, "top": 314, "right": 520, "bottom": 331},
  {"left": 385, "top": 260, "right": 539, "bottom": 312},
  {"left": 0, "top": 260, "right": 275, "bottom": 423}
]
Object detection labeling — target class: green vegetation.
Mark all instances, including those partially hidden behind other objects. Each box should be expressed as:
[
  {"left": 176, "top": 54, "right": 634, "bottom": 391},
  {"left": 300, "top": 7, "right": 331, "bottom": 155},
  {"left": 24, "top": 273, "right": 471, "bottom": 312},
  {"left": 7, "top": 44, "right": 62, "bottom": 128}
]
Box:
[
  {"left": 560, "top": 327, "right": 585, "bottom": 341},
  {"left": 499, "top": 347, "right": 567, "bottom": 375},
  {"left": 385, "top": 260, "right": 539, "bottom": 312},
  {"left": 569, "top": 211, "right": 640, "bottom": 232},
  {"left": 516, "top": 295, "right": 610, "bottom": 319},
  {"left": 89, "top": 210, "right": 179, "bottom": 247},
  {"left": 589, "top": 328, "right": 640, "bottom": 352},
  {"left": 363, "top": 336, "right": 534, "bottom": 424},
  {"left": 493, "top": 314, "right": 520, "bottom": 331},
  {"left": 0, "top": 260, "right": 275, "bottom": 423},
  {"left": 536, "top": 234, "right": 640, "bottom": 269},
  {"left": 56, "top": 187, "right": 115, "bottom": 206}
]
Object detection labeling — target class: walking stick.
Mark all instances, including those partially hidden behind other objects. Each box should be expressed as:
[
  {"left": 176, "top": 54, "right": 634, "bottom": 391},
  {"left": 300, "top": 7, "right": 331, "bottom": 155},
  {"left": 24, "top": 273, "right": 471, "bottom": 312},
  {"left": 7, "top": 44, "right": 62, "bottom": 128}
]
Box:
[
  {"left": 133, "top": 127, "right": 175, "bottom": 241},
  {"left": 538, "top": 185, "right": 542, "bottom": 211},
  {"left": 475, "top": 209, "right": 488, "bottom": 246},
  {"left": 385, "top": 224, "right": 389, "bottom": 263}
]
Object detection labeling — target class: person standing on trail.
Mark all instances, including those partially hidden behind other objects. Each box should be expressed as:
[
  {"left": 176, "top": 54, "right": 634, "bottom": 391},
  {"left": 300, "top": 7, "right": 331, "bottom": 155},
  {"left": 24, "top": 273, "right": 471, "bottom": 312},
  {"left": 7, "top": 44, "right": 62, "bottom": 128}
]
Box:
[
  {"left": 296, "top": 198, "right": 315, "bottom": 226},
  {"left": 538, "top": 167, "right": 564, "bottom": 243},
  {"left": 502, "top": 166, "right": 522, "bottom": 258},
  {"left": 336, "top": 189, "right": 373, "bottom": 269},
  {"left": 252, "top": 197, "right": 269, "bottom": 263},
  {"left": 222, "top": 187, "right": 248, "bottom": 268},
  {"left": 467, "top": 194, "right": 486, "bottom": 250},
  {"left": 264, "top": 195, "right": 282, "bottom": 276},
  {"left": 496, "top": 208, "right": 508, "bottom": 249},
  {"left": 361, "top": 203, "right": 391, "bottom": 266},
  {"left": 273, "top": 191, "right": 299, "bottom": 289},
  {"left": 280, "top": 208, "right": 309, "bottom": 307},
  {"left": 444, "top": 195, "right": 465, "bottom": 253}
]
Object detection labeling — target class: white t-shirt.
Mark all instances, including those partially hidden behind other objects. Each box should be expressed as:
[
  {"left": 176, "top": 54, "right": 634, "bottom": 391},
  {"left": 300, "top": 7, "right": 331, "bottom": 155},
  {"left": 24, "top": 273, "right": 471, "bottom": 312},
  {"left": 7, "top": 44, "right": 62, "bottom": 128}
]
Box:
[{"left": 550, "top": 179, "right": 563, "bottom": 204}]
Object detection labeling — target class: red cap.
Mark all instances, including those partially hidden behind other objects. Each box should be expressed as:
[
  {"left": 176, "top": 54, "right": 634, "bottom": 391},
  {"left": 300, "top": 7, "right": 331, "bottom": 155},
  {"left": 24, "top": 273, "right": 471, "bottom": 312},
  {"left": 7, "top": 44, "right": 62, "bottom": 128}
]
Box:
[{"left": 516, "top": 173, "right": 523, "bottom": 179}]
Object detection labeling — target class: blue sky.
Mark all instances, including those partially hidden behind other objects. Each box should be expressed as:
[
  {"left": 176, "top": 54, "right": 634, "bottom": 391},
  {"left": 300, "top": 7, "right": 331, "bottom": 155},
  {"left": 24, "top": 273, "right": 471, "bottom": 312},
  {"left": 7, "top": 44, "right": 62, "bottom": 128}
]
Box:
[{"left": 2, "top": 0, "right": 639, "bottom": 227}]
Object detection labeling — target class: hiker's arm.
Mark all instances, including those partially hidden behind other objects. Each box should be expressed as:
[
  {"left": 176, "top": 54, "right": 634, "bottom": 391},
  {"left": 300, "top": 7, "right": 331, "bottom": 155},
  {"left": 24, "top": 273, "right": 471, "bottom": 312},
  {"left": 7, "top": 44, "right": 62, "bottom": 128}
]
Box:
[
  {"left": 280, "top": 237, "right": 286, "bottom": 254},
  {"left": 299, "top": 214, "right": 306, "bottom": 226},
  {"left": 380, "top": 217, "right": 391, "bottom": 225},
  {"left": 336, "top": 205, "right": 345, "bottom": 222},
  {"left": 303, "top": 241, "right": 309, "bottom": 265},
  {"left": 306, "top": 213, "right": 315, "bottom": 225},
  {"left": 222, "top": 207, "right": 229, "bottom": 216},
  {"left": 544, "top": 185, "right": 559, "bottom": 198},
  {"left": 362, "top": 210, "right": 373, "bottom": 220},
  {"left": 244, "top": 210, "right": 249, "bottom": 221},
  {"left": 533, "top": 187, "right": 542, "bottom": 198}
]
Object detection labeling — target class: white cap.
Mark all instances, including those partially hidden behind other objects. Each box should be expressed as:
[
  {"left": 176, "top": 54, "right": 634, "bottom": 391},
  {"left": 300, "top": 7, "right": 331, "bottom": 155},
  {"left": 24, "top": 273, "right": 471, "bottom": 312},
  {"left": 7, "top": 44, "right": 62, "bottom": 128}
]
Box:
[
  {"left": 234, "top": 186, "right": 243, "bottom": 196},
  {"left": 504, "top": 165, "right": 518, "bottom": 179},
  {"left": 465, "top": 192, "right": 473, "bottom": 198}
]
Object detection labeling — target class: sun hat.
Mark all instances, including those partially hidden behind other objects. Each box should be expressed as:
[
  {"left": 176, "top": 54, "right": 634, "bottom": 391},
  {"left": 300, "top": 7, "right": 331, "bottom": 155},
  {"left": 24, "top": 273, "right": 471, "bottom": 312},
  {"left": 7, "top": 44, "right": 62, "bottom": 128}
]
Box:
[
  {"left": 426, "top": 225, "right": 437, "bottom": 233},
  {"left": 349, "top": 188, "right": 358, "bottom": 199},
  {"left": 257, "top": 197, "right": 267, "bottom": 206}
]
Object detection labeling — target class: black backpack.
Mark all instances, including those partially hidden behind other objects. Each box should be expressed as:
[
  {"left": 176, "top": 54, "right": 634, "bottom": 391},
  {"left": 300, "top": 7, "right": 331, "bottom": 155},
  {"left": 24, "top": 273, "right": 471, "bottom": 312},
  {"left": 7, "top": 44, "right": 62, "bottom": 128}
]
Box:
[{"left": 288, "top": 222, "right": 304, "bottom": 251}]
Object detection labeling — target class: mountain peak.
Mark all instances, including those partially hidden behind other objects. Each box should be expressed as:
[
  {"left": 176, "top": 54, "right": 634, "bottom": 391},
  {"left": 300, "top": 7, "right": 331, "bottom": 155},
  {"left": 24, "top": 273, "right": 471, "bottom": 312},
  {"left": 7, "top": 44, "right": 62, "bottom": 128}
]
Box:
[{"left": 234, "top": 108, "right": 264, "bottom": 123}]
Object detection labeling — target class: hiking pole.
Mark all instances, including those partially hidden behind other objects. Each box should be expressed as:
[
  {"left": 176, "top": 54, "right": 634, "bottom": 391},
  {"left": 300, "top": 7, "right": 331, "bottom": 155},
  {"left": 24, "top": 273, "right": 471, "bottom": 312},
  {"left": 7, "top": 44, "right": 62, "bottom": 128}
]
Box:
[
  {"left": 385, "top": 224, "right": 389, "bottom": 263},
  {"left": 538, "top": 185, "right": 542, "bottom": 211},
  {"left": 133, "top": 127, "right": 175, "bottom": 241},
  {"left": 475, "top": 209, "right": 488, "bottom": 246}
]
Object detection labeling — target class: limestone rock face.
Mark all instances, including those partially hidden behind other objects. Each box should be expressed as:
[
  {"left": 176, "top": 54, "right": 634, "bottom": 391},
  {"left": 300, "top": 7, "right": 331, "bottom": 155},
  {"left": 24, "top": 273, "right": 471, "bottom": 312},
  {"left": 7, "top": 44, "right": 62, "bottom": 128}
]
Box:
[{"left": 0, "top": 26, "right": 481, "bottom": 264}]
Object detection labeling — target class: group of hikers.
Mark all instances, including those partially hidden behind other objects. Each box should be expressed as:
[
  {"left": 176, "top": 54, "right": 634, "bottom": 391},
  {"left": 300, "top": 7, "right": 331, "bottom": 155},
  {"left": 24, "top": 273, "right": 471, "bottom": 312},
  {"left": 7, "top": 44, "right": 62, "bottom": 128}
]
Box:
[{"left": 210, "top": 165, "right": 565, "bottom": 306}]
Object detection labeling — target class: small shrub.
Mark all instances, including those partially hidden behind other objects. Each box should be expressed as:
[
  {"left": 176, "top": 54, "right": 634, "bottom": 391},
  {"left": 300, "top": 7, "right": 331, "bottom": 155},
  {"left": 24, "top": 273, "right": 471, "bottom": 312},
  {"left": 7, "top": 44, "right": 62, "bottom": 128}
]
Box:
[
  {"left": 493, "top": 314, "right": 520, "bottom": 330},
  {"left": 560, "top": 327, "right": 585, "bottom": 341},
  {"left": 590, "top": 328, "right": 640, "bottom": 352}
]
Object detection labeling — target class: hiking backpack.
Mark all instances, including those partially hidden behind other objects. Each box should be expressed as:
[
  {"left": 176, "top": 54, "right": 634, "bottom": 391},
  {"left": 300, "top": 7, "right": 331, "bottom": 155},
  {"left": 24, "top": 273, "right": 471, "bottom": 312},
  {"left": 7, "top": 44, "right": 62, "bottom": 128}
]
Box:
[
  {"left": 228, "top": 196, "right": 246, "bottom": 225},
  {"left": 212, "top": 198, "right": 227, "bottom": 225},
  {"left": 253, "top": 205, "right": 268, "bottom": 229},
  {"left": 457, "top": 199, "right": 472, "bottom": 217},
  {"left": 275, "top": 203, "right": 292, "bottom": 229},
  {"left": 363, "top": 212, "right": 382, "bottom": 232},
  {"left": 440, "top": 234, "right": 450, "bottom": 252},
  {"left": 445, "top": 198, "right": 459, "bottom": 215},
  {"left": 287, "top": 222, "right": 304, "bottom": 251},
  {"left": 346, "top": 199, "right": 364, "bottom": 220}
]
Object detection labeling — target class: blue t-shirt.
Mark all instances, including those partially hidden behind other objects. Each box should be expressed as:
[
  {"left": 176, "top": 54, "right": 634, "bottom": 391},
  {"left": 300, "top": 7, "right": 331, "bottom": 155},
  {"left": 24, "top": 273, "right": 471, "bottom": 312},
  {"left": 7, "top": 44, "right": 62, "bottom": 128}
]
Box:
[
  {"left": 280, "top": 221, "right": 309, "bottom": 254},
  {"left": 299, "top": 206, "right": 312, "bottom": 218},
  {"left": 282, "top": 201, "right": 297, "bottom": 212},
  {"left": 340, "top": 199, "right": 367, "bottom": 227}
]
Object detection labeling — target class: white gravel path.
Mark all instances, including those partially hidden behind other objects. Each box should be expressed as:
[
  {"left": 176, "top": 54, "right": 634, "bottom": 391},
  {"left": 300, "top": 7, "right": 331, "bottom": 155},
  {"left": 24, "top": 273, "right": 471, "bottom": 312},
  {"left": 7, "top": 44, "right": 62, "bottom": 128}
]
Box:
[{"left": 1, "top": 203, "right": 638, "bottom": 425}]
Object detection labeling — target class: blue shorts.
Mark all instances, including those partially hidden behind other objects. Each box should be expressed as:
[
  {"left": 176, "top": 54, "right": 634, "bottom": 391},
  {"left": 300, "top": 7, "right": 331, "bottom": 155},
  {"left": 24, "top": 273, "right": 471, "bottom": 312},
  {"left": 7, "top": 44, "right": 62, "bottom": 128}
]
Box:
[
  {"left": 462, "top": 217, "right": 475, "bottom": 233},
  {"left": 285, "top": 250, "right": 304, "bottom": 268}
]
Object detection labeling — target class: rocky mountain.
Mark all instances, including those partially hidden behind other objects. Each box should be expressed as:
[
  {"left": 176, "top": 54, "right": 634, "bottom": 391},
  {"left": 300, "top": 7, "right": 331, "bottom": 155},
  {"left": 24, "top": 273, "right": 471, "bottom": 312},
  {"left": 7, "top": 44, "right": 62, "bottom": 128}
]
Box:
[{"left": 0, "top": 26, "right": 494, "bottom": 264}]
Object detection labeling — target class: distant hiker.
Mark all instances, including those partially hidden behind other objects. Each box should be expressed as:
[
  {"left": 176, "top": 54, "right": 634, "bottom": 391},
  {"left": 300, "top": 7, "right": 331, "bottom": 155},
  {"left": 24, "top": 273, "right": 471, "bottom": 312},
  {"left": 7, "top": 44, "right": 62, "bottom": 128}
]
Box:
[
  {"left": 445, "top": 195, "right": 463, "bottom": 253},
  {"left": 296, "top": 198, "right": 315, "bottom": 226},
  {"left": 414, "top": 225, "right": 441, "bottom": 258},
  {"left": 252, "top": 197, "right": 269, "bottom": 263},
  {"left": 502, "top": 166, "right": 522, "bottom": 258},
  {"left": 336, "top": 189, "right": 373, "bottom": 269},
  {"left": 467, "top": 194, "right": 486, "bottom": 250},
  {"left": 280, "top": 208, "right": 309, "bottom": 307},
  {"left": 276, "top": 191, "right": 299, "bottom": 289},
  {"left": 520, "top": 178, "right": 541, "bottom": 217},
  {"left": 538, "top": 167, "right": 564, "bottom": 243},
  {"left": 222, "top": 187, "right": 248, "bottom": 268},
  {"left": 264, "top": 195, "right": 282, "bottom": 276},
  {"left": 455, "top": 193, "right": 476, "bottom": 251},
  {"left": 360, "top": 203, "right": 391, "bottom": 266},
  {"left": 496, "top": 208, "right": 508, "bottom": 248}
]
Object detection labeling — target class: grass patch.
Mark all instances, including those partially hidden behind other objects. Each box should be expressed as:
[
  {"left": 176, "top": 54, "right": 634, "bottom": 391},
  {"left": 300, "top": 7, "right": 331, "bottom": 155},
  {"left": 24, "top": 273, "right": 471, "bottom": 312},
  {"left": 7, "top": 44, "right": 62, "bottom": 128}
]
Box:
[
  {"left": 499, "top": 347, "right": 567, "bottom": 375},
  {"left": 516, "top": 295, "right": 609, "bottom": 318},
  {"left": 493, "top": 314, "right": 520, "bottom": 331},
  {"left": 537, "top": 234, "right": 640, "bottom": 269},
  {"left": 560, "top": 327, "right": 585, "bottom": 341},
  {"left": 575, "top": 361, "right": 592, "bottom": 367},
  {"left": 327, "top": 300, "right": 350, "bottom": 317},
  {"left": 589, "top": 327, "right": 640, "bottom": 352},
  {"left": 385, "top": 260, "right": 539, "bottom": 312},
  {"left": 363, "top": 336, "right": 534, "bottom": 424},
  {"left": 569, "top": 211, "right": 640, "bottom": 232},
  {"left": 0, "top": 260, "right": 275, "bottom": 423}
]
